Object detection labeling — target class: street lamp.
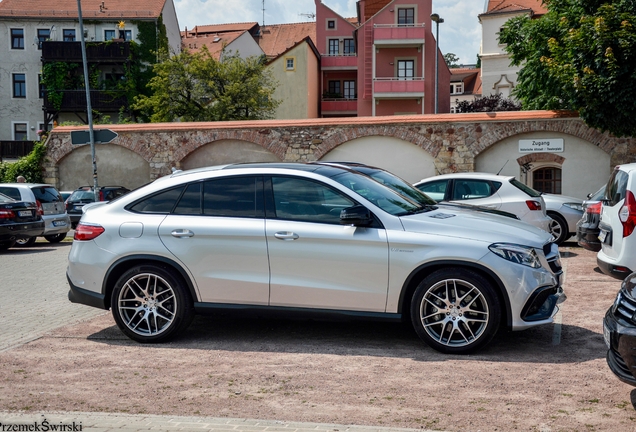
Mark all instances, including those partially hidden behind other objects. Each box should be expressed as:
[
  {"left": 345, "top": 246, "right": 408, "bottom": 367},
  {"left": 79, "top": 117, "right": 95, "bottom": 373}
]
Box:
[{"left": 431, "top": 13, "right": 444, "bottom": 114}]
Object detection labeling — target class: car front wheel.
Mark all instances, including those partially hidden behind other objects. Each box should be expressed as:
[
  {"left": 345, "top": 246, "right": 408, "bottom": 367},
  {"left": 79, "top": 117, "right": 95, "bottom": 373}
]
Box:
[
  {"left": 15, "top": 237, "right": 37, "bottom": 247},
  {"left": 111, "top": 265, "right": 195, "bottom": 343},
  {"left": 411, "top": 268, "right": 501, "bottom": 354}
]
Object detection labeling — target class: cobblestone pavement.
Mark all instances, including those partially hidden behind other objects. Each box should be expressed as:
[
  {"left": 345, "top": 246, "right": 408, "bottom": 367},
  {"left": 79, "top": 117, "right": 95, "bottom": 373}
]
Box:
[
  {"left": 0, "top": 241, "right": 106, "bottom": 353},
  {"left": 0, "top": 412, "right": 440, "bottom": 432}
]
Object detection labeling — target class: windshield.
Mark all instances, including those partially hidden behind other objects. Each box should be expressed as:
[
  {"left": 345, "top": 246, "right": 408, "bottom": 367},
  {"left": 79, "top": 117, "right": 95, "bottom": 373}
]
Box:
[
  {"left": 330, "top": 171, "right": 424, "bottom": 216},
  {"left": 361, "top": 169, "right": 438, "bottom": 206}
]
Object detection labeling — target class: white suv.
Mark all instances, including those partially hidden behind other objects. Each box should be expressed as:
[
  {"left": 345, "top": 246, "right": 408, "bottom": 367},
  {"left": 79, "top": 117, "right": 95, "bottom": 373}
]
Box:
[
  {"left": 0, "top": 183, "right": 71, "bottom": 246},
  {"left": 598, "top": 164, "right": 636, "bottom": 279}
]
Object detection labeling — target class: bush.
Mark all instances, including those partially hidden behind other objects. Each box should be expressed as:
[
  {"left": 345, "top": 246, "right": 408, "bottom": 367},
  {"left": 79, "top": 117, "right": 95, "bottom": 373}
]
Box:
[{"left": 0, "top": 142, "right": 48, "bottom": 183}]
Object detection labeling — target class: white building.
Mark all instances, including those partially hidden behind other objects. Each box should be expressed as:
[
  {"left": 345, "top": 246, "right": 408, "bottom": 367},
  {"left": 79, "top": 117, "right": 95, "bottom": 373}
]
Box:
[{"left": 0, "top": 0, "right": 181, "bottom": 142}]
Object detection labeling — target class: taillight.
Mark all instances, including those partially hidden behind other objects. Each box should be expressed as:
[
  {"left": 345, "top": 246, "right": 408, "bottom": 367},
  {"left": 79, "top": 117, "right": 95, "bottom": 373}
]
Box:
[
  {"left": 36, "top": 200, "right": 43, "bottom": 216},
  {"left": 526, "top": 200, "right": 542, "bottom": 211},
  {"left": 0, "top": 209, "right": 15, "bottom": 219},
  {"left": 587, "top": 201, "right": 602, "bottom": 215},
  {"left": 619, "top": 190, "right": 636, "bottom": 237},
  {"left": 74, "top": 223, "right": 105, "bottom": 241}
]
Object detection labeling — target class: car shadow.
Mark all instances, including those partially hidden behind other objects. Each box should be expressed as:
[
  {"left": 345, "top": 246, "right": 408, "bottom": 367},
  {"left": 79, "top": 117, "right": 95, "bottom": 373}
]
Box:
[
  {"left": 86, "top": 315, "right": 606, "bottom": 363},
  {"left": 4, "top": 241, "right": 72, "bottom": 254}
]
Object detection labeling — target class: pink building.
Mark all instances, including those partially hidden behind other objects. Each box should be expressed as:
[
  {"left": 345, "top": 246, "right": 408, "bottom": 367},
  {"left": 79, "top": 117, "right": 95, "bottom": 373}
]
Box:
[{"left": 315, "top": 0, "right": 451, "bottom": 117}]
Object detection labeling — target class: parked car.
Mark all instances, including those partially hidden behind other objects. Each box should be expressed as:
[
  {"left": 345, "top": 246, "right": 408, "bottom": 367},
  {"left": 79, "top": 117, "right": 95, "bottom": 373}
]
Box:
[
  {"left": 576, "top": 185, "right": 606, "bottom": 252},
  {"left": 604, "top": 272, "right": 636, "bottom": 386},
  {"left": 0, "top": 192, "right": 45, "bottom": 250},
  {"left": 313, "top": 162, "right": 520, "bottom": 220},
  {"left": 65, "top": 185, "right": 130, "bottom": 228},
  {"left": 598, "top": 164, "right": 636, "bottom": 279},
  {"left": 0, "top": 183, "right": 70, "bottom": 246},
  {"left": 414, "top": 172, "right": 582, "bottom": 245},
  {"left": 68, "top": 163, "right": 565, "bottom": 354}
]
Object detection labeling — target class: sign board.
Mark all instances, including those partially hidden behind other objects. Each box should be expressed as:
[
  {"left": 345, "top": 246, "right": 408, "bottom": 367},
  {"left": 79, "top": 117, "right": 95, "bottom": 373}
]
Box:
[
  {"left": 70, "top": 129, "right": 118, "bottom": 145},
  {"left": 519, "top": 138, "right": 564, "bottom": 153}
]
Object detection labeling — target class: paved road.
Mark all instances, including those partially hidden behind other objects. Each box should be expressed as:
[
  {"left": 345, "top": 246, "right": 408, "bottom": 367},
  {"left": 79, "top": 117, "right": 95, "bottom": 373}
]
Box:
[{"left": 0, "top": 241, "right": 105, "bottom": 352}]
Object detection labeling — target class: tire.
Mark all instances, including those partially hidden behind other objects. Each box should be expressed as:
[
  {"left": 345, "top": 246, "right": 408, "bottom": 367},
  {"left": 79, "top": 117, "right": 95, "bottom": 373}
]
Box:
[
  {"left": 15, "top": 236, "right": 37, "bottom": 247},
  {"left": 547, "top": 212, "right": 569, "bottom": 245},
  {"left": 111, "top": 264, "right": 195, "bottom": 343},
  {"left": 44, "top": 233, "right": 67, "bottom": 243},
  {"left": 410, "top": 268, "right": 501, "bottom": 354},
  {"left": 0, "top": 240, "right": 16, "bottom": 251}
]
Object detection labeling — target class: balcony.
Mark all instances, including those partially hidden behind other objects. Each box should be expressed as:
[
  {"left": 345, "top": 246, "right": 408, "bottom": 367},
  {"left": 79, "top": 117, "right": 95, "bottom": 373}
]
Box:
[
  {"left": 321, "top": 98, "right": 358, "bottom": 115},
  {"left": 44, "top": 90, "right": 128, "bottom": 112},
  {"left": 321, "top": 54, "right": 358, "bottom": 70},
  {"left": 373, "top": 78, "right": 425, "bottom": 98},
  {"left": 41, "top": 41, "right": 131, "bottom": 63},
  {"left": 373, "top": 24, "right": 426, "bottom": 46},
  {"left": 0, "top": 141, "right": 35, "bottom": 161}
]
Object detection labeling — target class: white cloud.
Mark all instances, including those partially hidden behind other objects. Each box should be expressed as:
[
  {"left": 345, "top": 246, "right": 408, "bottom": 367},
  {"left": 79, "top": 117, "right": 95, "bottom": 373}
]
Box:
[{"left": 174, "top": 0, "right": 482, "bottom": 64}]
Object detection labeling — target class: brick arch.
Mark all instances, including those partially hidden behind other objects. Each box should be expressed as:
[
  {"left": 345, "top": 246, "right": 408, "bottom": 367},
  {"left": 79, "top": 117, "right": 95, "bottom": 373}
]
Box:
[
  {"left": 517, "top": 153, "right": 566, "bottom": 166},
  {"left": 315, "top": 125, "right": 441, "bottom": 159},
  {"left": 473, "top": 119, "right": 618, "bottom": 157}
]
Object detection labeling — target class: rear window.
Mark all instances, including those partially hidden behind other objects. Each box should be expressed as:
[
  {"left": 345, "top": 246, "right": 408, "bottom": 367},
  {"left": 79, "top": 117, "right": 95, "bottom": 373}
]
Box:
[
  {"left": 605, "top": 169, "right": 629, "bottom": 207},
  {"left": 0, "top": 187, "right": 20, "bottom": 200},
  {"left": 510, "top": 179, "right": 541, "bottom": 197},
  {"left": 31, "top": 186, "right": 62, "bottom": 203}
]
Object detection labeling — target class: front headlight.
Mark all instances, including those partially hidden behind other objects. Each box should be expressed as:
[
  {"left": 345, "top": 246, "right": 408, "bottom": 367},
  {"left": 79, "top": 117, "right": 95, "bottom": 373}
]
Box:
[
  {"left": 489, "top": 243, "right": 541, "bottom": 268},
  {"left": 563, "top": 203, "right": 583, "bottom": 212}
]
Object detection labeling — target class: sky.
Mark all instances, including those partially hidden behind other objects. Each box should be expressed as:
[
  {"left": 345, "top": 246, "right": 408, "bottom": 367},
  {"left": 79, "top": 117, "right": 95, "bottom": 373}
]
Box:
[{"left": 174, "top": 0, "right": 484, "bottom": 66}]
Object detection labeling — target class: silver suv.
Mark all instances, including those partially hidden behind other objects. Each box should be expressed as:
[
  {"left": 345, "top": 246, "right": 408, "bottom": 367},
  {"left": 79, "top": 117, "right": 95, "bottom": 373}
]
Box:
[
  {"left": 67, "top": 164, "right": 565, "bottom": 354},
  {"left": 0, "top": 183, "right": 70, "bottom": 245}
]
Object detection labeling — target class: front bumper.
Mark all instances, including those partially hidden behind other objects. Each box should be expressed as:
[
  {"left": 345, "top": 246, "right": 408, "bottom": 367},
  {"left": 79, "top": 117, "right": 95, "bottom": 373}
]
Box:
[{"left": 604, "top": 308, "right": 636, "bottom": 386}]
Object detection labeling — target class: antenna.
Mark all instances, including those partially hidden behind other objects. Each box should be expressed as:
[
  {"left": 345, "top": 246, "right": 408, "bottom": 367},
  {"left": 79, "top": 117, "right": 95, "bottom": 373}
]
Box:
[
  {"left": 299, "top": 13, "right": 316, "bottom": 19},
  {"left": 496, "top": 160, "right": 509, "bottom": 175},
  {"left": 262, "top": 0, "right": 265, "bottom": 27}
]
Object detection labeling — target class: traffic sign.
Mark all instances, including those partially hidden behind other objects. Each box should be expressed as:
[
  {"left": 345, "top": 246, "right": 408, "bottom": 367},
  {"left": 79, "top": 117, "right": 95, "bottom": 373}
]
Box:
[{"left": 70, "top": 129, "right": 118, "bottom": 145}]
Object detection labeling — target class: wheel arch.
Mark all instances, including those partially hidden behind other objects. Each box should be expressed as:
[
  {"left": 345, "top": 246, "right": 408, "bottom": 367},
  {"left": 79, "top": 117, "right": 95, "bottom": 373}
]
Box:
[
  {"left": 102, "top": 255, "right": 198, "bottom": 309},
  {"left": 397, "top": 260, "right": 512, "bottom": 329},
  {"left": 546, "top": 210, "right": 569, "bottom": 232}
]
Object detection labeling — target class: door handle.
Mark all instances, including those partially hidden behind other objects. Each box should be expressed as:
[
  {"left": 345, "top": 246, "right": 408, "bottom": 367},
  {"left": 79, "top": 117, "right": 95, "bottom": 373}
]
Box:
[
  {"left": 274, "top": 231, "right": 299, "bottom": 241},
  {"left": 171, "top": 229, "right": 194, "bottom": 238}
]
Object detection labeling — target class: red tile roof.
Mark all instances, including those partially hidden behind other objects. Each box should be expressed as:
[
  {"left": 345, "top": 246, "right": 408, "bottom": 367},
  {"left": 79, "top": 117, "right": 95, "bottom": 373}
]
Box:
[
  {"left": 182, "top": 30, "right": 248, "bottom": 58},
  {"left": 451, "top": 68, "right": 482, "bottom": 96},
  {"left": 485, "top": 0, "right": 548, "bottom": 16},
  {"left": 256, "top": 22, "right": 316, "bottom": 59},
  {"left": 184, "top": 22, "right": 259, "bottom": 36},
  {"left": 0, "top": 0, "right": 167, "bottom": 19},
  {"left": 362, "top": 0, "right": 393, "bottom": 23}
]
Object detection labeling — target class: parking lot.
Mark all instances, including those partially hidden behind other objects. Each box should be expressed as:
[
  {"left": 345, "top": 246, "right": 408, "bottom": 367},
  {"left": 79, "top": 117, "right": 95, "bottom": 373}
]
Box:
[{"left": 1, "top": 240, "right": 635, "bottom": 432}]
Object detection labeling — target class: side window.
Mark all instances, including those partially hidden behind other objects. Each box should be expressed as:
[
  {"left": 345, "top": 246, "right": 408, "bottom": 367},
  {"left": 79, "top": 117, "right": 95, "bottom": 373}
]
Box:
[
  {"left": 173, "top": 183, "right": 201, "bottom": 215},
  {"left": 415, "top": 180, "right": 448, "bottom": 202},
  {"left": 271, "top": 177, "right": 354, "bottom": 224},
  {"left": 453, "top": 180, "right": 494, "bottom": 200},
  {"left": 606, "top": 170, "right": 629, "bottom": 207},
  {"left": 128, "top": 187, "right": 184, "bottom": 214},
  {"left": 0, "top": 187, "right": 21, "bottom": 200},
  {"left": 203, "top": 177, "right": 261, "bottom": 218}
]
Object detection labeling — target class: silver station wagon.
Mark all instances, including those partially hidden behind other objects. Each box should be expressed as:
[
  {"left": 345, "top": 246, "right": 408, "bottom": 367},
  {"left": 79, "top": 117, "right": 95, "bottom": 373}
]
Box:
[{"left": 67, "top": 163, "right": 565, "bottom": 354}]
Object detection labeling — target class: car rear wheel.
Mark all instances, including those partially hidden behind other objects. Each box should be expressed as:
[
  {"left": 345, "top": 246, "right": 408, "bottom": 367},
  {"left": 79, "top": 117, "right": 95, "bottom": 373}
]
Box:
[
  {"left": 15, "top": 237, "right": 37, "bottom": 247},
  {"left": 44, "top": 233, "right": 66, "bottom": 243},
  {"left": 411, "top": 268, "right": 500, "bottom": 354},
  {"left": 111, "top": 264, "right": 195, "bottom": 343},
  {"left": 547, "top": 212, "right": 568, "bottom": 245},
  {"left": 0, "top": 240, "right": 16, "bottom": 250}
]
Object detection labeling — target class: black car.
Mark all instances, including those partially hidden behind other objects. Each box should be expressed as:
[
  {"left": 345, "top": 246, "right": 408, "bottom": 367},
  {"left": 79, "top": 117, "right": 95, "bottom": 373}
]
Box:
[
  {"left": 65, "top": 185, "right": 130, "bottom": 228},
  {"left": 604, "top": 272, "right": 636, "bottom": 386},
  {"left": 0, "top": 192, "right": 45, "bottom": 250},
  {"left": 576, "top": 185, "right": 605, "bottom": 252}
]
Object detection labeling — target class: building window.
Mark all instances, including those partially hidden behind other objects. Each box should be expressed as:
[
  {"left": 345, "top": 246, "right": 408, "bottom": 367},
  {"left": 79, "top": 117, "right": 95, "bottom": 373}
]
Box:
[
  {"left": 327, "top": 20, "right": 335, "bottom": 29},
  {"left": 63, "top": 29, "right": 76, "bottom": 41},
  {"left": 38, "top": 74, "right": 45, "bottom": 98},
  {"left": 328, "top": 80, "right": 341, "bottom": 97},
  {"left": 397, "top": 8, "right": 415, "bottom": 26},
  {"left": 120, "top": 29, "right": 132, "bottom": 41},
  {"left": 13, "top": 74, "right": 26, "bottom": 98},
  {"left": 105, "top": 30, "right": 116, "bottom": 41},
  {"left": 344, "top": 81, "right": 356, "bottom": 99},
  {"left": 11, "top": 29, "right": 24, "bottom": 49},
  {"left": 533, "top": 167, "right": 562, "bottom": 194},
  {"left": 14, "top": 123, "right": 28, "bottom": 141},
  {"left": 37, "top": 29, "right": 50, "bottom": 49},
  {"left": 343, "top": 39, "right": 355, "bottom": 55},
  {"left": 397, "top": 60, "right": 415, "bottom": 80},
  {"left": 450, "top": 83, "right": 464, "bottom": 95},
  {"left": 328, "top": 39, "right": 339, "bottom": 55},
  {"left": 285, "top": 57, "right": 295, "bottom": 71}
]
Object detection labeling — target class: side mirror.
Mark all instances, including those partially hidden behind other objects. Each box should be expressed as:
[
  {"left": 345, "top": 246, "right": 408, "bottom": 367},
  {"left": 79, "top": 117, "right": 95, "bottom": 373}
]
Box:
[{"left": 340, "top": 205, "right": 373, "bottom": 226}]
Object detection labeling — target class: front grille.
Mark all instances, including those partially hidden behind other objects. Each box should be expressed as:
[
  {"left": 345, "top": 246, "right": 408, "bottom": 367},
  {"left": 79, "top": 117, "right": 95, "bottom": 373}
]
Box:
[
  {"left": 615, "top": 292, "right": 636, "bottom": 324},
  {"left": 543, "top": 242, "right": 562, "bottom": 273}
]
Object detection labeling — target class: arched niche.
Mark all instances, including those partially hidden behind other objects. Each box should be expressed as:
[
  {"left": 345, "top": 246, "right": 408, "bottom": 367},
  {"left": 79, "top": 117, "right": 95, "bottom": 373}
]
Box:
[{"left": 181, "top": 139, "right": 281, "bottom": 170}]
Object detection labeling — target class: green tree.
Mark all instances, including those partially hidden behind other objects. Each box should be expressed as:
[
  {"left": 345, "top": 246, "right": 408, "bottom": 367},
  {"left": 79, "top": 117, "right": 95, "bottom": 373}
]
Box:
[
  {"left": 133, "top": 46, "right": 280, "bottom": 122},
  {"left": 444, "top": 52, "right": 460, "bottom": 68},
  {"left": 0, "top": 142, "right": 47, "bottom": 183},
  {"left": 499, "top": 0, "right": 636, "bottom": 137}
]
